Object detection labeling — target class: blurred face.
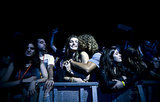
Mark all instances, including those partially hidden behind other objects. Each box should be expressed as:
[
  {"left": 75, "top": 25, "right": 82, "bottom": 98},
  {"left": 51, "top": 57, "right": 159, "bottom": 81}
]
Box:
[
  {"left": 113, "top": 49, "right": 122, "bottom": 62},
  {"left": 25, "top": 43, "right": 35, "bottom": 57},
  {"left": 37, "top": 39, "right": 46, "bottom": 51},
  {"left": 152, "top": 57, "right": 160, "bottom": 68},
  {"left": 69, "top": 37, "right": 78, "bottom": 51}
]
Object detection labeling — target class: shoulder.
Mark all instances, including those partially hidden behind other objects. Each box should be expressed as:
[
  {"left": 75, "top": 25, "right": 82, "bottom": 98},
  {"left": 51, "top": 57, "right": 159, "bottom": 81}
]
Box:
[
  {"left": 45, "top": 54, "right": 54, "bottom": 59},
  {"left": 80, "top": 51, "right": 89, "bottom": 56},
  {"left": 92, "top": 52, "right": 102, "bottom": 59}
]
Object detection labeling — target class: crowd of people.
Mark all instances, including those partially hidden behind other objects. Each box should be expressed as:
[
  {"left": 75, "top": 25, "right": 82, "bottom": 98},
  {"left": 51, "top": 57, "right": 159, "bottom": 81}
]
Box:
[{"left": 0, "top": 28, "right": 160, "bottom": 102}]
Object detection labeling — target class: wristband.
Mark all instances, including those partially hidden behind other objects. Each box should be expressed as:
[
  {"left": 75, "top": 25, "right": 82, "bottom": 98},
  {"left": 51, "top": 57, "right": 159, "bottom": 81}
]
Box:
[{"left": 122, "top": 81, "right": 125, "bottom": 86}]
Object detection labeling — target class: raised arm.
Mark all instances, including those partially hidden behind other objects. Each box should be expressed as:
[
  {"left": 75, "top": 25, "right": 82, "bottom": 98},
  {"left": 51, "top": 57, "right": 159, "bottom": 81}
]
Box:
[{"left": 50, "top": 28, "right": 58, "bottom": 53}]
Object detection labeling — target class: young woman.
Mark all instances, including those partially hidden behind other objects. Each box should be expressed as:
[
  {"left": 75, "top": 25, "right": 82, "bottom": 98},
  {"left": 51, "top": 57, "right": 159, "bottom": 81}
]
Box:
[
  {"left": 99, "top": 46, "right": 127, "bottom": 92},
  {"left": 0, "top": 40, "right": 48, "bottom": 102},
  {"left": 69, "top": 34, "right": 100, "bottom": 82},
  {"left": 62, "top": 34, "right": 94, "bottom": 82}
]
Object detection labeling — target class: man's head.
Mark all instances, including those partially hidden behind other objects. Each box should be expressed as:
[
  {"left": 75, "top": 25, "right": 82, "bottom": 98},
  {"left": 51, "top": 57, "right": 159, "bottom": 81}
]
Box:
[{"left": 37, "top": 38, "right": 46, "bottom": 52}]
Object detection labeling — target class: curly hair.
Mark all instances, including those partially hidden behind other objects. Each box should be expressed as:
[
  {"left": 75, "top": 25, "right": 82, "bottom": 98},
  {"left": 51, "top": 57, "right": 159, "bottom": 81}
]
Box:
[{"left": 78, "top": 34, "right": 99, "bottom": 57}]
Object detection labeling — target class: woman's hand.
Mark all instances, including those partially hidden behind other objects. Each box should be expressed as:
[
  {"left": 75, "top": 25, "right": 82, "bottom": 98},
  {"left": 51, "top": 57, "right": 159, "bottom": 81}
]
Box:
[
  {"left": 71, "top": 77, "right": 85, "bottom": 82},
  {"left": 63, "top": 60, "right": 74, "bottom": 75},
  {"left": 112, "top": 79, "right": 124, "bottom": 90},
  {"left": 27, "top": 81, "right": 37, "bottom": 96}
]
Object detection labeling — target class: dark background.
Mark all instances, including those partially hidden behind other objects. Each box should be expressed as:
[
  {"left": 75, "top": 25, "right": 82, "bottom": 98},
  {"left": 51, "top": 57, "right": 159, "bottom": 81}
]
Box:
[
  {"left": 1, "top": 23, "right": 159, "bottom": 53},
  {"left": 1, "top": 3, "right": 160, "bottom": 55}
]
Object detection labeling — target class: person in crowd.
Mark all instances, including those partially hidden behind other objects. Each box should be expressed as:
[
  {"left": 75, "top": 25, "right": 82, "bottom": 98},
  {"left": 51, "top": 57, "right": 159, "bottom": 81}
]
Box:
[
  {"left": 99, "top": 46, "right": 127, "bottom": 92},
  {"left": 62, "top": 34, "right": 90, "bottom": 82},
  {"left": 0, "top": 40, "right": 47, "bottom": 102},
  {"left": 63, "top": 34, "right": 100, "bottom": 82},
  {"left": 122, "top": 47, "right": 148, "bottom": 83},
  {"left": 99, "top": 46, "right": 140, "bottom": 102},
  {"left": 49, "top": 28, "right": 66, "bottom": 81},
  {"left": 147, "top": 56, "right": 160, "bottom": 79},
  {"left": 0, "top": 50, "right": 14, "bottom": 83},
  {"left": 121, "top": 47, "right": 149, "bottom": 102},
  {"left": 35, "top": 36, "right": 55, "bottom": 101},
  {"left": 67, "top": 34, "right": 101, "bottom": 82}
]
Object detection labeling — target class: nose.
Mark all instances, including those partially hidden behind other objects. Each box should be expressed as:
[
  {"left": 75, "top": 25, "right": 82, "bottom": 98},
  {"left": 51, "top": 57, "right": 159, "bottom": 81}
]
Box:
[
  {"left": 44, "top": 42, "right": 46, "bottom": 46},
  {"left": 28, "top": 48, "right": 31, "bottom": 51}
]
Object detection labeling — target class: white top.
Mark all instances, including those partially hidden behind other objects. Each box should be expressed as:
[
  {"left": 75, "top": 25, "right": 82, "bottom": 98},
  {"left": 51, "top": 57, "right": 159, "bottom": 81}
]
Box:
[{"left": 39, "top": 54, "right": 55, "bottom": 68}]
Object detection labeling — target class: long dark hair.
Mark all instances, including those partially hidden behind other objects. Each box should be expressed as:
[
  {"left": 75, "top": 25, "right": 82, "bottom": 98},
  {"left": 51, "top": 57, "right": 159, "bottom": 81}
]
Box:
[
  {"left": 123, "top": 47, "right": 147, "bottom": 74},
  {"left": 100, "top": 46, "right": 125, "bottom": 79},
  {"left": 14, "top": 40, "right": 40, "bottom": 70},
  {"left": 64, "top": 35, "right": 80, "bottom": 62}
]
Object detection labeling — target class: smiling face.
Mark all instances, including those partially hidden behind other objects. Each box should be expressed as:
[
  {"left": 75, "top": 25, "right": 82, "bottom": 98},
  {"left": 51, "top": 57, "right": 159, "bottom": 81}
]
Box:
[
  {"left": 113, "top": 49, "right": 122, "bottom": 62},
  {"left": 69, "top": 37, "right": 78, "bottom": 51},
  {"left": 25, "top": 43, "right": 35, "bottom": 57}
]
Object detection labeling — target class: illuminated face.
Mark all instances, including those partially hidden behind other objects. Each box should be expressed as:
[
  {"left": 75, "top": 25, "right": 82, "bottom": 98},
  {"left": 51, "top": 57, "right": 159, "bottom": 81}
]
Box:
[
  {"left": 113, "top": 49, "right": 122, "bottom": 62},
  {"left": 25, "top": 43, "right": 35, "bottom": 57},
  {"left": 69, "top": 37, "right": 78, "bottom": 51},
  {"left": 37, "top": 39, "right": 46, "bottom": 51}
]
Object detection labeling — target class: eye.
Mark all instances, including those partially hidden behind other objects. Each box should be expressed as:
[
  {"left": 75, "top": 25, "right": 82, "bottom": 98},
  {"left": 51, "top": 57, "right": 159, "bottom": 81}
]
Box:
[
  {"left": 70, "top": 40, "right": 73, "bottom": 43},
  {"left": 30, "top": 47, "right": 35, "bottom": 50}
]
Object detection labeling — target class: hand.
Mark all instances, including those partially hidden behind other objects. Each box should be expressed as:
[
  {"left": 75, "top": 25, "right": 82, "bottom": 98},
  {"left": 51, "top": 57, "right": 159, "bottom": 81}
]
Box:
[
  {"left": 44, "top": 79, "right": 54, "bottom": 89},
  {"left": 122, "top": 76, "right": 127, "bottom": 80},
  {"left": 112, "top": 79, "right": 124, "bottom": 90},
  {"left": 72, "top": 77, "right": 85, "bottom": 82},
  {"left": 63, "top": 60, "right": 74, "bottom": 75},
  {"left": 27, "top": 81, "right": 37, "bottom": 96},
  {"left": 52, "top": 28, "right": 58, "bottom": 35}
]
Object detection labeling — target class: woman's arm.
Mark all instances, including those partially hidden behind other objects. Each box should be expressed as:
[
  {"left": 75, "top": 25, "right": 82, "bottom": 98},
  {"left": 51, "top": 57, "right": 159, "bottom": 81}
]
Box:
[
  {"left": 71, "top": 60, "right": 97, "bottom": 74},
  {"left": 0, "top": 62, "right": 14, "bottom": 82},
  {"left": 64, "top": 76, "right": 85, "bottom": 82},
  {"left": 0, "top": 76, "right": 37, "bottom": 88}
]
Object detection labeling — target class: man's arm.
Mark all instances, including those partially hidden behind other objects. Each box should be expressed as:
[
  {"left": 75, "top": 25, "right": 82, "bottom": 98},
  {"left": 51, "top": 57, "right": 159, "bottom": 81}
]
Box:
[{"left": 47, "top": 64, "right": 54, "bottom": 80}]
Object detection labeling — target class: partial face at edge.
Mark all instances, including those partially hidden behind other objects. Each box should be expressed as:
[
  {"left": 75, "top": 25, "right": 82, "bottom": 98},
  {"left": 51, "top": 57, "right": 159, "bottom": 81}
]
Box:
[{"left": 69, "top": 37, "right": 78, "bottom": 51}]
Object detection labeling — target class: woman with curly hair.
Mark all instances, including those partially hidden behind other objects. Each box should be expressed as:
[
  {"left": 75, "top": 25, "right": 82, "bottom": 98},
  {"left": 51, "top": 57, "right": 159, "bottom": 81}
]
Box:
[
  {"left": 62, "top": 34, "right": 91, "bottom": 82},
  {"left": 69, "top": 34, "right": 101, "bottom": 82},
  {"left": 78, "top": 34, "right": 99, "bottom": 58}
]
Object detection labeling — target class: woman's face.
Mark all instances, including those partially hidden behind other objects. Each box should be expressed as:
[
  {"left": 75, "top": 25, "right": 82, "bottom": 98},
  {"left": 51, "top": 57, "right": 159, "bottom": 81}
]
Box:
[
  {"left": 113, "top": 49, "right": 122, "bottom": 62},
  {"left": 25, "top": 43, "right": 35, "bottom": 57},
  {"left": 69, "top": 37, "right": 78, "bottom": 51}
]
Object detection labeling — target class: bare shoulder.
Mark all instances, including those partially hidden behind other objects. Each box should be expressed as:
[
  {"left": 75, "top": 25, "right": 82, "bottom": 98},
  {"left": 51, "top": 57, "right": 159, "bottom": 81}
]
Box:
[{"left": 80, "top": 51, "right": 88, "bottom": 56}]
